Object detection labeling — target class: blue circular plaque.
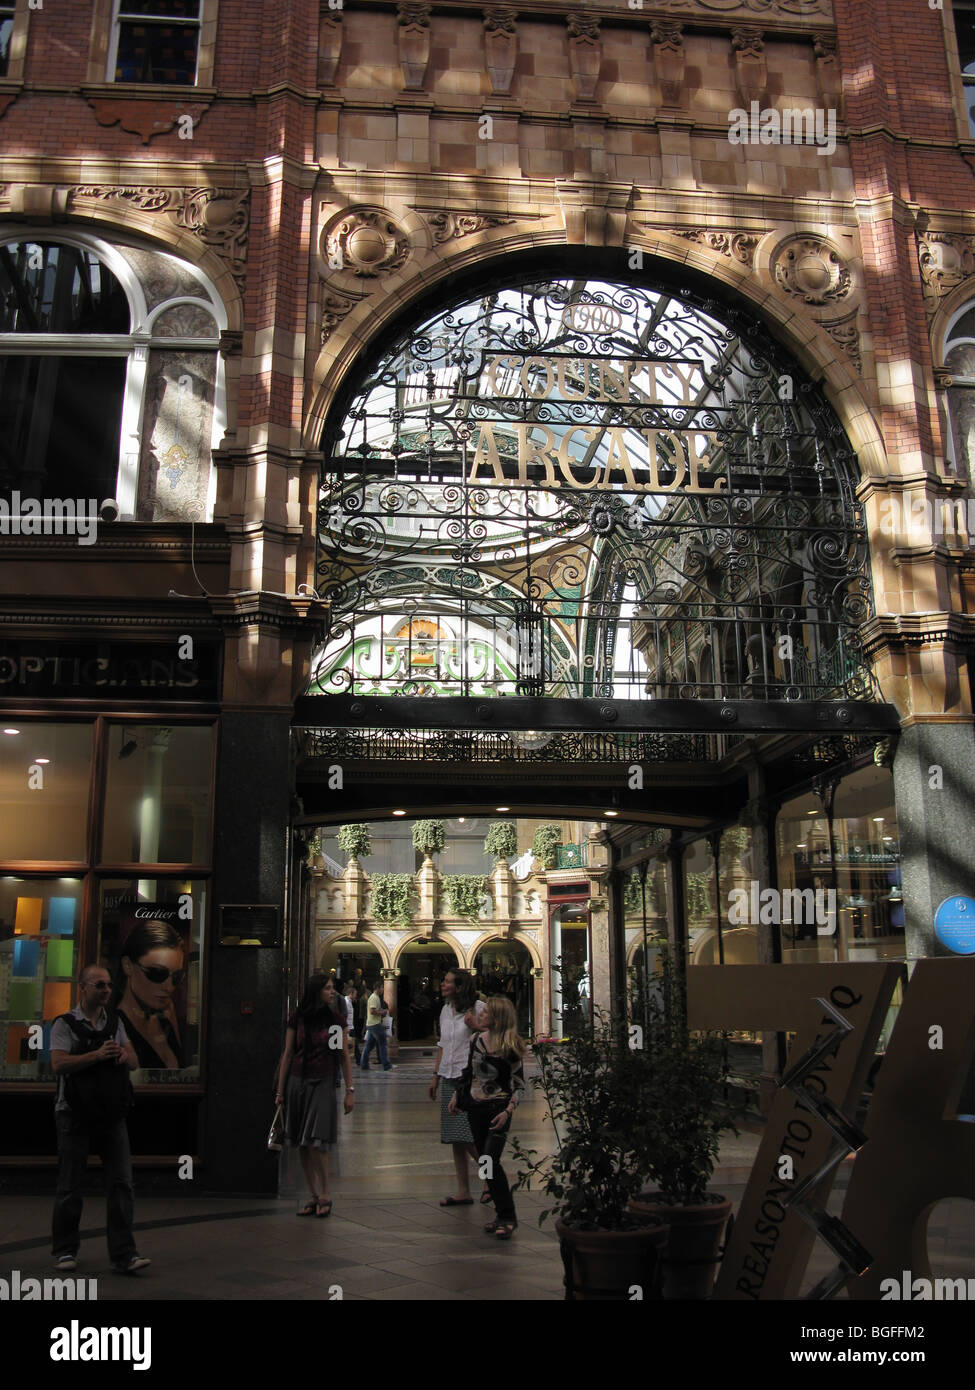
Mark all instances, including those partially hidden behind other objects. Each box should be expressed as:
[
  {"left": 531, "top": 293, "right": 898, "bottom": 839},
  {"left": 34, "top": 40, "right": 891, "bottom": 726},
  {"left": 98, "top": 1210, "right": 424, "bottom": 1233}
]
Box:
[{"left": 934, "top": 896, "right": 975, "bottom": 955}]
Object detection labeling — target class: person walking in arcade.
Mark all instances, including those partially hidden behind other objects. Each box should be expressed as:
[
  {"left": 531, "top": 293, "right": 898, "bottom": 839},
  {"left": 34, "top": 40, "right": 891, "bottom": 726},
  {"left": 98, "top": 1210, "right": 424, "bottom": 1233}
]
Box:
[
  {"left": 275, "top": 974, "right": 354, "bottom": 1217},
  {"left": 449, "top": 995, "right": 526, "bottom": 1239},
  {"left": 429, "top": 968, "right": 486, "bottom": 1207}
]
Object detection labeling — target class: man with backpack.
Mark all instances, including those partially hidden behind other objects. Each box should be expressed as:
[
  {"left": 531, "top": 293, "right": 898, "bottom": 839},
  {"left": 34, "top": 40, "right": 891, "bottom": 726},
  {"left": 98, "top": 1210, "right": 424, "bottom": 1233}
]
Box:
[{"left": 49, "top": 964, "right": 150, "bottom": 1275}]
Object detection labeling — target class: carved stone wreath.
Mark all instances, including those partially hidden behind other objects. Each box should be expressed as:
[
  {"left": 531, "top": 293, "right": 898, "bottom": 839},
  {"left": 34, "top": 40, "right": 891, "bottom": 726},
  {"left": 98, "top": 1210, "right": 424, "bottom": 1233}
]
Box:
[
  {"left": 324, "top": 207, "right": 410, "bottom": 278},
  {"left": 771, "top": 235, "right": 852, "bottom": 307}
]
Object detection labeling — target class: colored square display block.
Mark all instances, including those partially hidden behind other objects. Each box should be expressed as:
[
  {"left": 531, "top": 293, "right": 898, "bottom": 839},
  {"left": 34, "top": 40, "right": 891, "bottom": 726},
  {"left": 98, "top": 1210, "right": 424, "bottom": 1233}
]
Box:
[
  {"left": 14, "top": 898, "right": 42, "bottom": 936},
  {"left": 5, "top": 1025, "right": 30, "bottom": 1065},
  {"left": 13, "top": 938, "right": 40, "bottom": 977},
  {"left": 43, "top": 982, "right": 72, "bottom": 1021},
  {"left": 46, "top": 898, "right": 76, "bottom": 937},
  {"left": 45, "top": 939, "right": 74, "bottom": 978},
  {"left": 7, "top": 979, "right": 39, "bottom": 1020}
]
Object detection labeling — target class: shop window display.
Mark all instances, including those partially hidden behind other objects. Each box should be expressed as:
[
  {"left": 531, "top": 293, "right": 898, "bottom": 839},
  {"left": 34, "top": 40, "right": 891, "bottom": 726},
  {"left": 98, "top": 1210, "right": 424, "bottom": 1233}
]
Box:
[
  {"left": 102, "top": 724, "right": 214, "bottom": 865},
  {"left": 0, "top": 878, "right": 82, "bottom": 1080},
  {"left": 0, "top": 723, "right": 94, "bottom": 862}
]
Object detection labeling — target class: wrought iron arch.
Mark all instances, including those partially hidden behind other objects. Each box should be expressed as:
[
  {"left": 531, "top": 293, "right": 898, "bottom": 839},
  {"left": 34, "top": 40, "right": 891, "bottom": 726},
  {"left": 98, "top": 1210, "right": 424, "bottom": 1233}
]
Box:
[{"left": 311, "top": 272, "right": 879, "bottom": 711}]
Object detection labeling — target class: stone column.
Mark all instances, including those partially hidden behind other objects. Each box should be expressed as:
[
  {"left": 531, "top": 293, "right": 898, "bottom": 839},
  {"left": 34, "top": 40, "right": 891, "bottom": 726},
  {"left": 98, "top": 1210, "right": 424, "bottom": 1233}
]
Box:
[
  {"left": 892, "top": 721, "right": 975, "bottom": 959},
  {"left": 383, "top": 970, "right": 399, "bottom": 1059}
]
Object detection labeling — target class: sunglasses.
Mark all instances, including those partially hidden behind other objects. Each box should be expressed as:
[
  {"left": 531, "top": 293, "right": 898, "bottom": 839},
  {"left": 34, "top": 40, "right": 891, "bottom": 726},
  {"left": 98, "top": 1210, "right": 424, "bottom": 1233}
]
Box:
[{"left": 135, "top": 960, "right": 186, "bottom": 987}]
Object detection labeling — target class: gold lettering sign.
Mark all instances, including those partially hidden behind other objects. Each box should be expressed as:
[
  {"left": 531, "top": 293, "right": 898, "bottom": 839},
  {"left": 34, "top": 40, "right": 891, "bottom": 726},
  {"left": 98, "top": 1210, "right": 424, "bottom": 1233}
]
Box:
[{"left": 468, "top": 422, "right": 726, "bottom": 495}]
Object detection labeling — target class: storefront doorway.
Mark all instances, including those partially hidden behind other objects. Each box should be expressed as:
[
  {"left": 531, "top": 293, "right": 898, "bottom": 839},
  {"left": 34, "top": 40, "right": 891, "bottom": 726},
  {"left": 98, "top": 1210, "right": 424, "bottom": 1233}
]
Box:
[
  {"left": 396, "top": 943, "right": 458, "bottom": 1043},
  {"left": 473, "top": 938, "right": 534, "bottom": 1036},
  {"left": 549, "top": 901, "right": 591, "bottom": 1038}
]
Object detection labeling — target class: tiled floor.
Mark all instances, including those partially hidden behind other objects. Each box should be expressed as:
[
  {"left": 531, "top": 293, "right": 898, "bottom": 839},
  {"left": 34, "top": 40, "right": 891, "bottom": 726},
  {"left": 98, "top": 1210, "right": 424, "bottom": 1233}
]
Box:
[{"left": 1, "top": 1053, "right": 972, "bottom": 1302}]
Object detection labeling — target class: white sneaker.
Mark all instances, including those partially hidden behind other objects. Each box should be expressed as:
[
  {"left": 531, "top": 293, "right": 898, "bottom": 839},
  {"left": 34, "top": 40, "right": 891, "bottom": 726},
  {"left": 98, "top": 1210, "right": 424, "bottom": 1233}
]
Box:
[
  {"left": 114, "top": 1254, "right": 151, "bottom": 1274},
  {"left": 54, "top": 1254, "right": 77, "bottom": 1271}
]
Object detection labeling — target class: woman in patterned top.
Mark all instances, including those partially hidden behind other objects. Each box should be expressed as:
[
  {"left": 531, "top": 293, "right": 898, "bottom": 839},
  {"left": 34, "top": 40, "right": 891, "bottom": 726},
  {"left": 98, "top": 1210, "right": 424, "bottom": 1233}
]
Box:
[
  {"left": 275, "top": 974, "right": 354, "bottom": 1217},
  {"left": 449, "top": 994, "right": 526, "bottom": 1240}
]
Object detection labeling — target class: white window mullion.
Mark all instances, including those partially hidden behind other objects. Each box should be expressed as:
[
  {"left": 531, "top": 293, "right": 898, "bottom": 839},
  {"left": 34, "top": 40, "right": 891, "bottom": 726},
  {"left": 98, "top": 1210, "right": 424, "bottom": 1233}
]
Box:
[{"left": 117, "top": 342, "right": 148, "bottom": 518}]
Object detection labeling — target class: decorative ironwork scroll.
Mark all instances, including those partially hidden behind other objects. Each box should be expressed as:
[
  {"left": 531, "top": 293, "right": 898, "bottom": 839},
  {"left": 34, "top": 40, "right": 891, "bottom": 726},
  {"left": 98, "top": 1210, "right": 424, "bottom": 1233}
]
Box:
[{"left": 314, "top": 276, "right": 877, "bottom": 708}]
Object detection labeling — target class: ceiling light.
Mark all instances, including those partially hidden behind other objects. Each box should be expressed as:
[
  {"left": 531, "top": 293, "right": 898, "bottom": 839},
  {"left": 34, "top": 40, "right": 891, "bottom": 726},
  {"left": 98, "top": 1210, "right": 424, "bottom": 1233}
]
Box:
[
  {"left": 872, "top": 817, "right": 884, "bottom": 823},
  {"left": 457, "top": 817, "right": 465, "bottom": 824},
  {"left": 604, "top": 810, "right": 618, "bottom": 817},
  {"left": 392, "top": 810, "right": 406, "bottom": 816},
  {"left": 35, "top": 757, "right": 50, "bottom": 764},
  {"left": 3, "top": 728, "right": 20, "bottom": 735},
  {"left": 796, "top": 843, "right": 806, "bottom": 849},
  {"left": 496, "top": 806, "right": 510, "bottom": 812}
]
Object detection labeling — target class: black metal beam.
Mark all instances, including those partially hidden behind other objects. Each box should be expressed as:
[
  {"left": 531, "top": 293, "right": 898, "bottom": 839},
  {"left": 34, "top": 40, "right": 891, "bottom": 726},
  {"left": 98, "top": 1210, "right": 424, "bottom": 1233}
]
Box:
[{"left": 292, "top": 694, "right": 900, "bottom": 735}]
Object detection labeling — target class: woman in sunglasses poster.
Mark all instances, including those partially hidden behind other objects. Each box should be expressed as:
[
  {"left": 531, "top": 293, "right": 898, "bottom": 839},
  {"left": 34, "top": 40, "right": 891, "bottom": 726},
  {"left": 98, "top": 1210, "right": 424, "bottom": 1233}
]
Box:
[{"left": 113, "top": 906, "right": 189, "bottom": 1070}]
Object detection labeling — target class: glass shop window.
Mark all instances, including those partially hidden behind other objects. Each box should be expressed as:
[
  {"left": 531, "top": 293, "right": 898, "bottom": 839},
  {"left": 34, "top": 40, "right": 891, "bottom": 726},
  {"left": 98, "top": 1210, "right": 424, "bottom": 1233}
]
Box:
[
  {"left": 0, "top": 877, "right": 83, "bottom": 1081},
  {"left": 0, "top": 723, "right": 94, "bottom": 862},
  {"left": 98, "top": 878, "right": 205, "bottom": 1082},
  {"left": 102, "top": 725, "right": 214, "bottom": 865}
]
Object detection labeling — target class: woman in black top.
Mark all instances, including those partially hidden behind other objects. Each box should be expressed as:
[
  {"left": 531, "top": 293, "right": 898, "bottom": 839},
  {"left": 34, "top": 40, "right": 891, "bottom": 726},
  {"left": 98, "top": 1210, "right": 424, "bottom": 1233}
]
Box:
[
  {"left": 449, "top": 994, "right": 526, "bottom": 1239},
  {"left": 275, "top": 974, "right": 354, "bottom": 1217}
]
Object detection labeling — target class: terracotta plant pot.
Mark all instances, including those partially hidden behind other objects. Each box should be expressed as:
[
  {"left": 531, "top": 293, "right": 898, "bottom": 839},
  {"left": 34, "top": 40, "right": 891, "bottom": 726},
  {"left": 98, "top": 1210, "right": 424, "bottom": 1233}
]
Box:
[
  {"left": 555, "top": 1217, "right": 669, "bottom": 1301},
  {"left": 628, "top": 1194, "right": 733, "bottom": 1299}
]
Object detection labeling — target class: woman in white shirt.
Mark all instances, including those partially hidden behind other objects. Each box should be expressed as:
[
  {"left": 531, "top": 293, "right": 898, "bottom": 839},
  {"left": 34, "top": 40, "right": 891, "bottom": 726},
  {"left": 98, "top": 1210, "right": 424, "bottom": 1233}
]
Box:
[{"left": 428, "top": 969, "right": 486, "bottom": 1206}]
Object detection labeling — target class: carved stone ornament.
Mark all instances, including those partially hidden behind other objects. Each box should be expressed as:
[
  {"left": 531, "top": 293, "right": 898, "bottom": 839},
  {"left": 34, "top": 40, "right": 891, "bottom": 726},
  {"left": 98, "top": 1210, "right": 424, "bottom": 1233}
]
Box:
[
  {"left": 397, "top": 1, "right": 432, "bottom": 90},
  {"left": 483, "top": 6, "right": 518, "bottom": 95},
  {"left": 731, "top": 24, "right": 767, "bottom": 105},
  {"left": 823, "top": 309, "right": 862, "bottom": 374},
  {"left": 318, "top": 13, "right": 343, "bottom": 87},
  {"left": 320, "top": 288, "right": 362, "bottom": 344},
  {"left": 917, "top": 232, "right": 975, "bottom": 315},
  {"left": 67, "top": 186, "right": 250, "bottom": 292},
  {"left": 427, "top": 210, "right": 515, "bottom": 242},
  {"left": 650, "top": 20, "right": 684, "bottom": 106},
  {"left": 638, "top": 0, "right": 829, "bottom": 11},
  {"left": 671, "top": 228, "right": 761, "bottom": 266},
  {"left": 85, "top": 97, "right": 212, "bottom": 145},
  {"left": 324, "top": 207, "right": 410, "bottom": 277},
  {"left": 771, "top": 235, "right": 852, "bottom": 306},
  {"left": 567, "top": 13, "right": 601, "bottom": 103},
  {"left": 731, "top": 24, "right": 764, "bottom": 56}
]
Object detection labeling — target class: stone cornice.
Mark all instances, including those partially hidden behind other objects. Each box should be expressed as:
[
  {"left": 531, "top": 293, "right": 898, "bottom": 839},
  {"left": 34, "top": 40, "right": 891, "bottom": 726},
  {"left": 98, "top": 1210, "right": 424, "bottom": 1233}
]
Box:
[
  {"left": 208, "top": 593, "right": 330, "bottom": 632},
  {"left": 859, "top": 613, "right": 975, "bottom": 654}
]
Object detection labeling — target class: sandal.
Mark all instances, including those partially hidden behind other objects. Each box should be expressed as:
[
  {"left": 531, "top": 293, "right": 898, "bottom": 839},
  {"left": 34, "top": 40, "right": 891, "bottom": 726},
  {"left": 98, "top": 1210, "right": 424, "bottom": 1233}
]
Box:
[
  {"left": 483, "top": 1219, "right": 500, "bottom": 1234},
  {"left": 495, "top": 1222, "right": 517, "bottom": 1240},
  {"left": 298, "top": 1200, "right": 318, "bottom": 1216},
  {"left": 440, "top": 1196, "right": 474, "bottom": 1207},
  {"left": 315, "top": 1199, "right": 333, "bottom": 1218},
  {"left": 479, "top": 1189, "right": 493, "bottom": 1205}
]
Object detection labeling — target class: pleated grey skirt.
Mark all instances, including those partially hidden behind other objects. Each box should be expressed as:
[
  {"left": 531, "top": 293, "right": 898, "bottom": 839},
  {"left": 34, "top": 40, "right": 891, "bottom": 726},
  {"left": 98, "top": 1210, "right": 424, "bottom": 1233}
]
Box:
[
  {"left": 440, "top": 1076, "right": 474, "bottom": 1144},
  {"left": 286, "top": 1075, "right": 338, "bottom": 1151}
]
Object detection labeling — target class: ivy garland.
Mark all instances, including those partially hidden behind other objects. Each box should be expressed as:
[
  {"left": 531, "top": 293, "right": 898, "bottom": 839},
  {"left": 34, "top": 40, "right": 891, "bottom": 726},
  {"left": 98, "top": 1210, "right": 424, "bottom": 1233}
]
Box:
[
  {"left": 442, "top": 874, "right": 487, "bottom": 924},
  {"left": 369, "top": 873, "right": 415, "bottom": 926},
  {"left": 337, "top": 823, "right": 371, "bottom": 861},
  {"left": 685, "top": 871, "right": 713, "bottom": 919},
  {"left": 412, "top": 818, "right": 446, "bottom": 858}
]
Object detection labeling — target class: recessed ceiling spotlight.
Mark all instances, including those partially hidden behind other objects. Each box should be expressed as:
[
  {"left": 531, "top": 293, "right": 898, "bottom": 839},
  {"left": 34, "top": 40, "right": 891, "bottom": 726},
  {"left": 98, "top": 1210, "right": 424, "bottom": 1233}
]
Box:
[
  {"left": 604, "top": 810, "right": 618, "bottom": 817},
  {"left": 3, "top": 728, "right": 20, "bottom": 735},
  {"left": 457, "top": 817, "right": 465, "bottom": 823},
  {"left": 496, "top": 806, "right": 510, "bottom": 812},
  {"left": 392, "top": 810, "right": 406, "bottom": 816},
  {"left": 35, "top": 757, "right": 50, "bottom": 764}
]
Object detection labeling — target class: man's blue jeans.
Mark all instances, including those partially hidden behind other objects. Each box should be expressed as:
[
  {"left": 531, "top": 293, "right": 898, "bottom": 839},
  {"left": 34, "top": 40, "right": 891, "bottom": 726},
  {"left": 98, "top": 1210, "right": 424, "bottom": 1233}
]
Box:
[
  {"left": 360, "top": 1025, "right": 391, "bottom": 1070},
  {"left": 52, "top": 1111, "right": 137, "bottom": 1263}
]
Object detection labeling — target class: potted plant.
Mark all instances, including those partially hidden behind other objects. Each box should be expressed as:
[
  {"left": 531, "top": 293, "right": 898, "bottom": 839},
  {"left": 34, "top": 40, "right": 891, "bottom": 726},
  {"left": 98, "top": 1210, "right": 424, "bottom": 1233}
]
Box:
[
  {"left": 511, "top": 1007, "right": 669, "bottom": 1300},
  {"left": 336, "top": 822, "right": 371, "bottom": 864},
  {"left": 442, "top": 874, "right": 487, "bottom": 925},
  {"left": 531, "top": 823, "right": 562, "bottom": 870},
  {"left": 484, "top": 820, "right": 517, "bottom": 864},
  {"left": 412, "top": 818, "right": 446, "bottom": 861},
  {"left": 629, "top": 951, "right": 741, "bottom": 1299}
]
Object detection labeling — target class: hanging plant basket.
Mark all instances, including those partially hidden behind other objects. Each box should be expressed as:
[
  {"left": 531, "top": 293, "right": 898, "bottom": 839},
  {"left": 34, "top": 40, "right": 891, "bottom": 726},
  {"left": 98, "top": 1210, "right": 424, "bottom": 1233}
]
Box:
[
  {"left": 412, "top": 818, "right": 446, "bottom": 859},
  {"left": 531, "top": 823, "right": 562, "bottom": 869},
  {"left": 484, "top": 821, "right": 517, "bottom": 862},
  {"left": 337, "top": 823, "right": 371, "bottom": 862},
  {"left": 369, "top": 873, "right": 415, "bottom": 926},
  {"left": 442, "top": 874, "right": 487, "bottom": 924}
]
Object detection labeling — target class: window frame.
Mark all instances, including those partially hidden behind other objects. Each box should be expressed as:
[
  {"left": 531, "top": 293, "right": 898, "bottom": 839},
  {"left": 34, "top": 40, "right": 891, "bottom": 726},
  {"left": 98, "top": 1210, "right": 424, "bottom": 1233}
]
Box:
[
  {"left": 946, "top": 0, "right": 975, "bottom": 140},
  {"left": 0, "top": 230, "right": 225, "bottom": 519},
  {"left": 0, "top": 0, "right": 32, "bottom": 85},
  {"left": 88, "top": 0, "right": 217, "bottom": 89}
]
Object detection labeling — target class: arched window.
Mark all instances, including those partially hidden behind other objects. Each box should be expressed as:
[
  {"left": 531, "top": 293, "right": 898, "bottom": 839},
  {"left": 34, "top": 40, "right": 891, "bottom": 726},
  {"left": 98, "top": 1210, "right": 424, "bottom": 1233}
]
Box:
[
  {"left": 0, "top": 233, "right": 224, "bottom": 518},
  {"left": 944, "top": 303, "right": 975, "bottom": 484}
]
